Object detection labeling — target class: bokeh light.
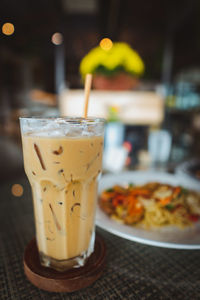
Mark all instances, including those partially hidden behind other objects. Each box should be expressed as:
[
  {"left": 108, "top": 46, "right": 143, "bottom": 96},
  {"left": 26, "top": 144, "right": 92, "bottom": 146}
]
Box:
[
  {"left": 51, "top": 32, "right": 63, "bottom": 45},
  {"left": 123, "top": 141, "right": 132, "bottom": 153},
  {"left": 11, "top": 184, "right": 23, "bottom": 197},
  {"left": 99, "top": 38, "right": 113, "bottom": 51},
  {"left": 2, "top": 22, "right": 15, "bottom": 35}
]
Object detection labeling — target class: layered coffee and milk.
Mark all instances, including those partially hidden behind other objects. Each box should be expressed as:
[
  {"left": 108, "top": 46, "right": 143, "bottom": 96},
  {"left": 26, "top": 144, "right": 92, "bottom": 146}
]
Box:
[{"left": 20, "top": 118, "right": 104, "bottom": 271}]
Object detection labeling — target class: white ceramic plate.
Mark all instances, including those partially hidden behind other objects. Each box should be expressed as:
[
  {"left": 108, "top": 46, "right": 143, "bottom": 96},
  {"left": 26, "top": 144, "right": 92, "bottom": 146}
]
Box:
[
  {"left": 96, "top": 171, "right": 200, "bottom": 249},
  {"left": 175, "top": 159, "right": 200, "bottom": 183}
]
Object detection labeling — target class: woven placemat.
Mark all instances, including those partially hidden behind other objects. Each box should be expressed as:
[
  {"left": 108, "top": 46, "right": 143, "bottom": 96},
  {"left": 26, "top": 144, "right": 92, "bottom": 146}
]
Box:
[{"left": 1, "top": 177, "right": 200, "bottom": 299}]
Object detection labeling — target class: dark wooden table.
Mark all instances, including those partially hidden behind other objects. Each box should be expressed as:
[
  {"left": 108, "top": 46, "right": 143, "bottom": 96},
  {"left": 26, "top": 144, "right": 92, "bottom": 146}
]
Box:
[{"left": 1, "top": 176, "right": 200, "bottom": 300}]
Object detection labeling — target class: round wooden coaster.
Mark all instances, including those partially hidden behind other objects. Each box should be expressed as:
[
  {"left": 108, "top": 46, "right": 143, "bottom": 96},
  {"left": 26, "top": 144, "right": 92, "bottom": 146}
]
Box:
[{"left": 24, "top": 234, "right": 106, "bottom": 292}]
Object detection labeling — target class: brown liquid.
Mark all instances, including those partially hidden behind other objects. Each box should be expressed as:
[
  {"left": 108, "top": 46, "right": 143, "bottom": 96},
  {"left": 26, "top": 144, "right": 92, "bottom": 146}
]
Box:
[{"left": 22, "top": 134, "right": 103, "bottom": 268}]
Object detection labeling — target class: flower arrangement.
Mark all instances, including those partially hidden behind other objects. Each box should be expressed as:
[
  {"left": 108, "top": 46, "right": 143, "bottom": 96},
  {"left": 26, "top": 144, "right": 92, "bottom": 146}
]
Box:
[{"left": 79, "top": 41, "right": 145, "bottom": 79}]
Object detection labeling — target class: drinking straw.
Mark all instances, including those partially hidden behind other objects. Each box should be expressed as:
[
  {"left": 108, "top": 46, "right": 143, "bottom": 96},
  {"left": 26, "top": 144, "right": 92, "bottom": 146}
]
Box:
[{"left": 83, "top": 73, "right": 92, "bottom": 118}]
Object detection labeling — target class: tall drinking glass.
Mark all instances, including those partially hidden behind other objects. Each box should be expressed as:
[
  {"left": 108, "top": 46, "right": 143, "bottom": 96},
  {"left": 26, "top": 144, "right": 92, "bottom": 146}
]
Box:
[{"left": 20, "top": 117, "right": 104, "bottom": 271}]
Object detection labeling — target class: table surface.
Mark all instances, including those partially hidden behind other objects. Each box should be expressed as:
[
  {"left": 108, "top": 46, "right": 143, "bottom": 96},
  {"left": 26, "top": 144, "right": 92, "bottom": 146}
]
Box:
[{"left": 1, "top": 176, "right": 200, "bottom": 300}]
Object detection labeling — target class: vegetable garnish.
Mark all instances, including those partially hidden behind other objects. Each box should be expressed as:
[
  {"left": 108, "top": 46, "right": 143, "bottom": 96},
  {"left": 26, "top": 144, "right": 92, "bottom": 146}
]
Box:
[{"left": 99, "top": 182, "right": 200, "bottom": 229}]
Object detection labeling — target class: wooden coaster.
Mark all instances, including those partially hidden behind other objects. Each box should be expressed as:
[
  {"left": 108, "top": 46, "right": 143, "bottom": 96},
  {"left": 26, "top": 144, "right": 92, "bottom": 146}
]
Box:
[{"left": 24, "top": 234, "right": 106, "bottom": 292}]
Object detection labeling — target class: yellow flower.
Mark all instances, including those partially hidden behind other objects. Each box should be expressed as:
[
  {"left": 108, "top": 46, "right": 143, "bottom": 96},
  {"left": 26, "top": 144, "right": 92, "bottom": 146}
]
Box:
[{"left": 80, "top": 42, "right": 145, "bottom": 78}]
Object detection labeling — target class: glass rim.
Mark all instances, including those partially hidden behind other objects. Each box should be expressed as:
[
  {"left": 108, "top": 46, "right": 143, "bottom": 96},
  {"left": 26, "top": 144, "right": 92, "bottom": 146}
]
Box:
[{"left": 19, "top": 116, "right": 106, "bottom": 125}]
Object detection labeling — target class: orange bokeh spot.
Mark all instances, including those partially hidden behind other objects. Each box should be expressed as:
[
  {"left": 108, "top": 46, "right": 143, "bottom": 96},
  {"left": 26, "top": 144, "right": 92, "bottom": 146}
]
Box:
[
  {"left": 99, "top": 38, "right": 113, "bottom": 51},
  {"left": 11, "top": 184, "right": 23, "bottom": 197},
  {"left": 2, "top": 23, "right": 15, "bottom": 36}
]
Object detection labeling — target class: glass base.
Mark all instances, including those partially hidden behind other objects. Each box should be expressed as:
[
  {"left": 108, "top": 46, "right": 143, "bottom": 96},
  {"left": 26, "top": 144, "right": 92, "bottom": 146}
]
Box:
[
  {"left": 39, "top": 231, "right": 95, "bottom": 272},
  {"left": 39, "top": 251, "right": 90, "bottom": 272}
]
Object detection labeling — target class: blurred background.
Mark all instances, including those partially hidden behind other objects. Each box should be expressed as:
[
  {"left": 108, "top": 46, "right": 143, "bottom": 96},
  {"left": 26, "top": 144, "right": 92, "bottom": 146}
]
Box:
[{"left": 1, "top": 0, "right": 200, "bottom": 182}]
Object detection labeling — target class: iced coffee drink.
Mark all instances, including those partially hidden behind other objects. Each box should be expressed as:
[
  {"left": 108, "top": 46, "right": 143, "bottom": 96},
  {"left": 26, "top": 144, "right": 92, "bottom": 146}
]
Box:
[{"left": 20, "top": 117, "right": 104, "bottom": 271}]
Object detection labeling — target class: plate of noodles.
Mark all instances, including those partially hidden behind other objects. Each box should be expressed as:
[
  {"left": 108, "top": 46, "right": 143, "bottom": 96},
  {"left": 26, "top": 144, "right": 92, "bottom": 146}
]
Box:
[{"left": 96, "top": 170, "right": 200, "bottom": 249}]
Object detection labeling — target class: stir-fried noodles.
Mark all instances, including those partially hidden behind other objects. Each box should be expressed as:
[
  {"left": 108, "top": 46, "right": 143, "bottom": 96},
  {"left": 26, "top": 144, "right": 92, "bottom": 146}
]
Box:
[{"left": 99, "top": 183, "right": 200, "bottom": 229}]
